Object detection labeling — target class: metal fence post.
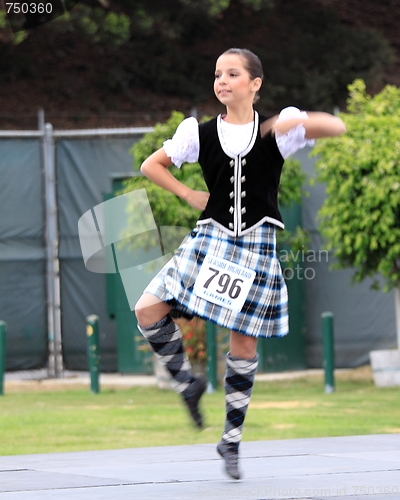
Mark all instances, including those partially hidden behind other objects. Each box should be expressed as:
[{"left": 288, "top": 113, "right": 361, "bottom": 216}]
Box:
[
  {"left": 206, "top": 321, "right": 218, "bottom": 392},
  {"left": 43, "top": 122, "right": 63, "bottom": 378},
  {"left": 0, "top": 321, "right": 6, "bottom": 395},
  {"left": 322, "top": 312, "right": 335, "bottom": 393},
  {"left": 86, "top": 315, "right": 100, "bottom": 393}
]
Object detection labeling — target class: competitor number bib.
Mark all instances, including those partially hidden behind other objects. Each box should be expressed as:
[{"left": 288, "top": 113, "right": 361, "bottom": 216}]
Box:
[{"left": 193, "top": 254, "right": 256, "bottom": 312}]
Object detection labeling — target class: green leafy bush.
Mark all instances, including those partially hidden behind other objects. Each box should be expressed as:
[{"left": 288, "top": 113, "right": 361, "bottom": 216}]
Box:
[
  {"left": 313, "top": 79, "right": 400, "bottom": 290},
  {"left": 124, "top": 111, "right": 208, "bottom": 230}
]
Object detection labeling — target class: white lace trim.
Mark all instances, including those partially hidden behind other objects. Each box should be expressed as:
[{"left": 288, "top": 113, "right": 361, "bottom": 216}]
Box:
[
  {"left": 162, "top": 107, "right": 315, "bottom": 167},
  {"left": 163, "top": 116, "right": 199, "bottom": 168},
  {"left": 275, "top": 106, "right": 315, "bottom": 159}
]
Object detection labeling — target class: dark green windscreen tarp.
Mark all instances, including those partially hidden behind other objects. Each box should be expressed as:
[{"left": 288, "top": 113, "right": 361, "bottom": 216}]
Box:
[{"left": 0, "top": 139, "right": 47, "bottom": 370}]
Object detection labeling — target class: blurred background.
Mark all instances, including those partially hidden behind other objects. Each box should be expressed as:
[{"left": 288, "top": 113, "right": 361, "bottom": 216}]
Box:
[{"left": 0, "top": 0, "right": 399, "bottom": 129}]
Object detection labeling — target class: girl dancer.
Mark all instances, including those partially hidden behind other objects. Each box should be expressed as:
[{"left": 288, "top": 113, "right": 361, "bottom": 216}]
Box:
[{"left": 135, "top": 48, "right": 345, "bottom": 479}]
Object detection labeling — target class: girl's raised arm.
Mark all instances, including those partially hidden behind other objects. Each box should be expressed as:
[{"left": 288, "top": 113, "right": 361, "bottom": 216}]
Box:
[
  {"left": 273, "top": 111, "right": 346, "bottom": 139},
  {"left": 141, "top": 148, "right": 209, "bottom": 211}
]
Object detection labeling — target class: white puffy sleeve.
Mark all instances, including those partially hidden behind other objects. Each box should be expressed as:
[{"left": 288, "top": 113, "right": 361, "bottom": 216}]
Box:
[
  {"left": 275, "top": 106, "right": 315, "bottom": 159},
  {"left": 163, "top": 117, "right": 200, "bottom": 168}
]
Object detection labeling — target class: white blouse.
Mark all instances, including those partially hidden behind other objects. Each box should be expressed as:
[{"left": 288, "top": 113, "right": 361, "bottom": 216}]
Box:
[{"left": 163, "top": 106, "right": 315, "bottom": 168}]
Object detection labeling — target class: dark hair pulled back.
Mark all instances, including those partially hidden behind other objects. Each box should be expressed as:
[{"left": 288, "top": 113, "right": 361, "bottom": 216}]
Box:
[{"left": 221, "top": 48, "right": 264, "bottom": 102}]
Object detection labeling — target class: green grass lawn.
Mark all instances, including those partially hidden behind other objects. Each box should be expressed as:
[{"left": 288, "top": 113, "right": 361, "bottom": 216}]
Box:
[{"left": 1, "top": 368, "right": 400, "bottom": 456}]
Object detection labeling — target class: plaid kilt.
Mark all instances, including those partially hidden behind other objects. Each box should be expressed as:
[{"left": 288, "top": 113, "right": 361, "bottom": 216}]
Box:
[{"left": 144, "top": 222, "right": 288, "bottom": 338}]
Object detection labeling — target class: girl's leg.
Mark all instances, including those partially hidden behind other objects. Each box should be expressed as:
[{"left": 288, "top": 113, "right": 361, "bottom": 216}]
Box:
[
  {"left": 217, "top": 330, "right": 259, "bottom": 479},
  {"left": 135, "top": 293, "right": 206, "bottom": 428},
  {"left": 230, "top": 330, "right": 258, "bottom": 359},
  {"left": 135, "top": 292, "right": 172, "bottom": 327}
]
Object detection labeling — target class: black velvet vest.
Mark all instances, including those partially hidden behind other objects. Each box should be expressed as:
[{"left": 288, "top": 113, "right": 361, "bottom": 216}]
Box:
[{"left": 197, "top": 112, "right": 285, "bottom": 237}]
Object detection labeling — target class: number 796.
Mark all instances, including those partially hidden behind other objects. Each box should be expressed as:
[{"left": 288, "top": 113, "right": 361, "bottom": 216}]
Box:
[{"left": 203, "top": 267, "right": 243, "bottom": 299}]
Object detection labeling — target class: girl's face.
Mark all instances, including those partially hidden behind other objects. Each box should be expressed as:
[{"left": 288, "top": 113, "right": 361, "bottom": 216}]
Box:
[{"left": 214, "top": 54, "right": 261, "bottom": 107}]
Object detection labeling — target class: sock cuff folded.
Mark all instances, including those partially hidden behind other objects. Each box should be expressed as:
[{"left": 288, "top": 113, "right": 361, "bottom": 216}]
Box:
[
  {"left": 226, "top": 352, "right": 259, "bottom": 378},
  {"left": 137, "top": 315, "right": 171, "bottom": 333},
  {"left": 227, "top": 352, "right": 259, "bottom": 364}
]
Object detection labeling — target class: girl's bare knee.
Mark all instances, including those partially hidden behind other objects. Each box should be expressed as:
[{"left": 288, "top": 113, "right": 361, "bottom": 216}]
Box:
[
  {"left": 135, "top": 293, "right": 171, "bottom": 327},
  {"left": 229, "top": 330, "right": 258, "bottom": 359}
]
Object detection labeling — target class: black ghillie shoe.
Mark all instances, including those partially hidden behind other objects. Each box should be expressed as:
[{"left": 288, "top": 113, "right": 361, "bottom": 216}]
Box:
[
  {"left": 182, "top": 376, "right": 207, "bottom": 429},
  {"left": 217, "top": 440, "right": 241, "bottom": 480}
]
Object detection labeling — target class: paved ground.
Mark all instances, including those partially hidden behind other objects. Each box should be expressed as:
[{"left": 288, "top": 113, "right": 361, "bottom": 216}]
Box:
[{"left": 1, "top": 435, "right": 400, "bottom": 499}]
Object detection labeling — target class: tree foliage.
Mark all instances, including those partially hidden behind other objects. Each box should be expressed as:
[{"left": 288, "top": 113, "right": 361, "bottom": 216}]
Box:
[
  {"left": 122, "top": 111, "right": 309, "bottom": 252},
  {"left": 0, "top": 10, "right": 26, "bottom": 44},
  {"left": 312, "top": 79, "right": 400, "bottom": 290},
  {"left": 61, "top": 6, "right": 131, "bottom": 47},
  {"left": 255, "top": 4, "right": 395, "bottom": 111},
  {"left": 0, "top": 0, "right": 395, "bottom": 112}
]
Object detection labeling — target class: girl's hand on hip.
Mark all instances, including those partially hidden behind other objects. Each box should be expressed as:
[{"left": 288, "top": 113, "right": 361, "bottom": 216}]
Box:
[{"left": 183, "top": 189, "right": 210, "bottom": 211}]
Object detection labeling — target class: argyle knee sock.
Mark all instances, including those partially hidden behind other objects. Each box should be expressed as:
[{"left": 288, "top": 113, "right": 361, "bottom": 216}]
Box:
[
  {"left": 138, "top": 315, "right": 196, "bottom": 395},
  {"left": 221, "top": 352, "right": 259, "bottom": 448}
]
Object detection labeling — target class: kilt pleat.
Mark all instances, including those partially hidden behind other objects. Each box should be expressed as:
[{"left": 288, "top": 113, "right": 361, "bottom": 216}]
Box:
[{"left": 143, "top": 222, "right": 288, "bottom": 338}]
